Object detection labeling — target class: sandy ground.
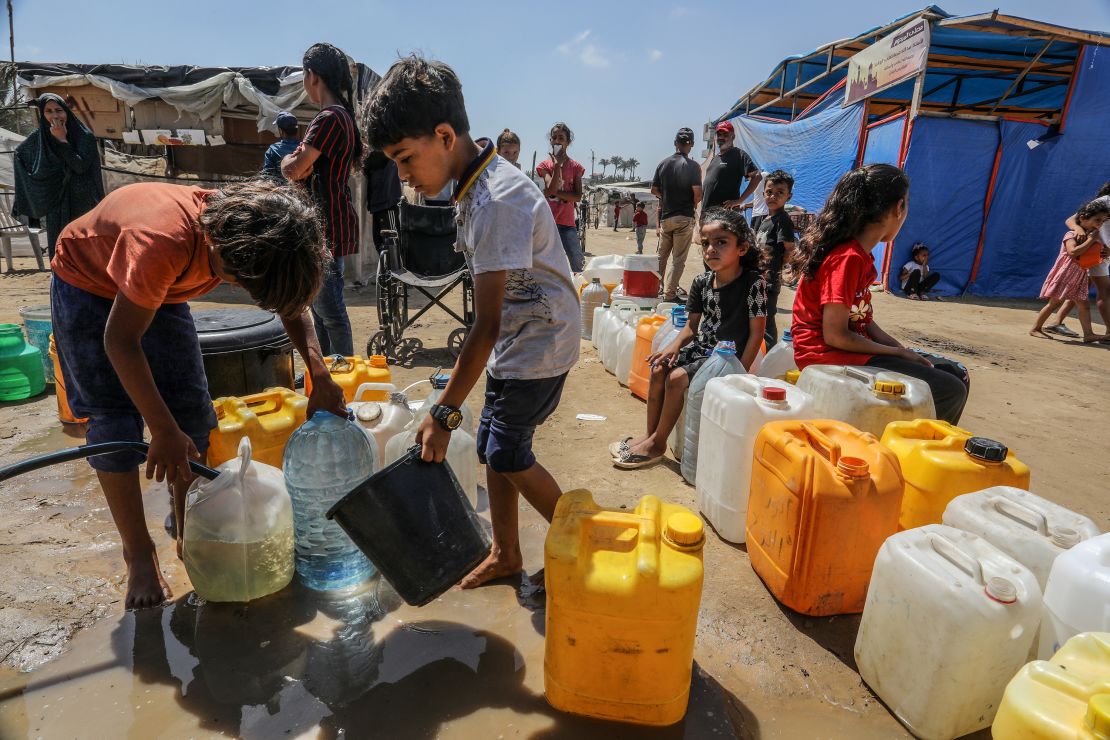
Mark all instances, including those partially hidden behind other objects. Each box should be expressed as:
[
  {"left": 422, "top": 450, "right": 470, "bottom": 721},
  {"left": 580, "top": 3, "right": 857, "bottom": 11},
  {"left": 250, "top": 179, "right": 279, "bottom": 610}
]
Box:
[{"left": 0, "top": 225, "right": 1107, "bottom": 739}]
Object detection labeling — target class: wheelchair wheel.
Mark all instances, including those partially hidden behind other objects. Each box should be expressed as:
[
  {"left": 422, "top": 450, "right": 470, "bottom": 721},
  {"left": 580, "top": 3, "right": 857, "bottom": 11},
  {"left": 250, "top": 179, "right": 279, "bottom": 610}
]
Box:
[
  {"left": 447, "top": 327, "right": 469, "bottom": 358},
  {"left": 376, "top": 250, "right": 407, "bottom": 345},
  {"left": 367, "top": 331, "right": 391, "bottom": 358}
]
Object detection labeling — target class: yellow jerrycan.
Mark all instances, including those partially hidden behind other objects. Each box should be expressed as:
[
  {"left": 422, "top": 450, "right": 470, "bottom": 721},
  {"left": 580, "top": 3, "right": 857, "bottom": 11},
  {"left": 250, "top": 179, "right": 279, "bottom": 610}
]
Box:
[
  {"left": 209, "top": 388, "right": 308, "bottom": 468},
  {"left": 880, "top": 419, "right": 1030, "bottom": 530},
  {"left": 993, "top": 631, "right": 1110, "bottom": 739},
  {"left": 304, "top": 354, "right": 391, "bottom": 402},
  {"left": 544, "top": 490, "right": 705, "bottom": 726}
]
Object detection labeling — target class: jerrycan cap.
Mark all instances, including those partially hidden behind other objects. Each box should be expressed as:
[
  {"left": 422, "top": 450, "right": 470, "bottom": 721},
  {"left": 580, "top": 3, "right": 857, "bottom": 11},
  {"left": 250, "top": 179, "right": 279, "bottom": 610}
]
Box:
[
  {"left": 591, "top": 277, "right": 601, "bottom": 283},
  {"left": 984, "top": 576, "right": 1018, "bottom": 604},
  {"left": 781, "top": 328, "right": 793, "bottom": 342},
  {"left": 1051, "top": 526, "right": 1082, "bottom": 549},
  {"left": 964, "top": 436, "right": 1008, "bottom": 462},
  {"left": 664, "top": 512, "right": 705, "bottom": 548},
  {"left": 1085, "top": 694, "right": 1110, "bottom": 738},
  {"left": 714, "top": 340, "right": 737, "bottom": 356},
  {"left": 873, "top": 379, "right": 905, "bottom": 395},
  {"left": 784, "top": 369, "right": 801, "bottom": 385},
  {"left": 354, "top": 402, "right": 382, "bottom": 423},
  {"left": 837, "top": 456, "right": 870, "bottom": 478},
  {"left": 369, "top": 354, "right": 388, "bottom": 368},
  {"left": 762, "top": 387, "right": 787, "bottom": 402}
]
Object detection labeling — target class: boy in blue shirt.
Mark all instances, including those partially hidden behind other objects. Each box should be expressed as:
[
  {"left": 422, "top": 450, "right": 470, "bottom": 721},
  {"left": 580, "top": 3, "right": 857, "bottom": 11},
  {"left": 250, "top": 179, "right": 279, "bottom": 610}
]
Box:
[
  {"left": 365, "top": 55, "right": 580, "bottom": 588},
  {"left": 262, "top": 112, "right": 301, "bottom": 181}
]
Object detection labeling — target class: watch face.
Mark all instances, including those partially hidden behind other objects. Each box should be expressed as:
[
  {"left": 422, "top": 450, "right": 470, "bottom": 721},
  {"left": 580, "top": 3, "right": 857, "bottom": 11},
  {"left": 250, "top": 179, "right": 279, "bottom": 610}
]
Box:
[{"left": 446, "top": 410, "right": 464, "bottom": 429}]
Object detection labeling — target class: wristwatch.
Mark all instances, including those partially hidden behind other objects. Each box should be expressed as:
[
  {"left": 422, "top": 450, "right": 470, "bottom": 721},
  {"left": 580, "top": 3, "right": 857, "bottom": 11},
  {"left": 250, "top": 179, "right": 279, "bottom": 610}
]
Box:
[{"left": 430, "top": 404, "right": 464, "bottom": 432}]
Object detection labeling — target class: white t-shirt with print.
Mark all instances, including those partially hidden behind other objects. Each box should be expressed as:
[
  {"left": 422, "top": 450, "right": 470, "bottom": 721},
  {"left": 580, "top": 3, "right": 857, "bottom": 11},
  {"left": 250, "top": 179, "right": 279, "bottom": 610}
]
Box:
[{"left": 455, "top": 155, "right": 580, "bottom": 380}]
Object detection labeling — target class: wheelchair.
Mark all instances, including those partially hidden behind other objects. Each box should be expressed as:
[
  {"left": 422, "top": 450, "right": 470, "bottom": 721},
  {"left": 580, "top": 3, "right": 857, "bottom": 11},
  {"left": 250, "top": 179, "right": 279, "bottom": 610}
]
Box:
[{"left": 367, "top": 199, "right": 475, "bottom": 362}]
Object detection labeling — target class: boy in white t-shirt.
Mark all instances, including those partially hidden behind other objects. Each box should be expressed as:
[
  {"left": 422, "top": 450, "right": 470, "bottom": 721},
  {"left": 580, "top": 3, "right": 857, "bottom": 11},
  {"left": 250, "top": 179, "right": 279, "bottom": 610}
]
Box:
[
  {"left": 365, "top": 55, "right": 580, "bottom": 589},
  {"left": 899, "top": 242, "right": 941, "bottom": 300},
  {"left": 1046, "top": 183, "right": 1110, "bottom": 337}
]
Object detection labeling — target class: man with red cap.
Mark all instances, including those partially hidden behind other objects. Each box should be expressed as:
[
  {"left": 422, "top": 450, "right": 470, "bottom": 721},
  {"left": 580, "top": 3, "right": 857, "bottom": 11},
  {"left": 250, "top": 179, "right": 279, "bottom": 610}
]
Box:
[{"left": 702, "top": 120, "right": 761, "bottom": 214}]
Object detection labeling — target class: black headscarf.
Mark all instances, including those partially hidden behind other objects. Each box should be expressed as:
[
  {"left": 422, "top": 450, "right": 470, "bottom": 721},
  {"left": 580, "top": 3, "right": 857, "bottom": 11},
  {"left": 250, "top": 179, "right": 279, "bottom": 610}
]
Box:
[{"left": 12, "top": 93, "right": 104, "bottom": 242}]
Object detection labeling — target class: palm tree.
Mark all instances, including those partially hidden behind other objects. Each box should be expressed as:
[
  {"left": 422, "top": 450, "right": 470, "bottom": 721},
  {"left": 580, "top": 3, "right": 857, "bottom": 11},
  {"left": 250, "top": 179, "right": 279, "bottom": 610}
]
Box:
[
  {"left": 610, "top": 156, "right": 625, "bottom": 181},
  {"left": 627, "top": 158, "right": 640, "bottom": 180},
  {"left": 599, "top": 158, "right": 610, "bottom": 177}
]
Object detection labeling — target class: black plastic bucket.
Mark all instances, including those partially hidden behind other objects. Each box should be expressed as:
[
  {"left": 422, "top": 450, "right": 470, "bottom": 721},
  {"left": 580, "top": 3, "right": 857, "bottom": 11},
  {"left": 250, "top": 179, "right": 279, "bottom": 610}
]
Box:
[{"left": 326, "top": 446, "right": 491, "bottom": 606}]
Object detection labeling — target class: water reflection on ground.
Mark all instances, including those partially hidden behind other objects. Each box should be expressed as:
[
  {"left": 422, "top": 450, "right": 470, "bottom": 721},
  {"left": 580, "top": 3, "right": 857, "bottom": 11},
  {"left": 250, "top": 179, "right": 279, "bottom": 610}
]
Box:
[{"left": 0, "top": 573, "right": 738, "bottom": 739}]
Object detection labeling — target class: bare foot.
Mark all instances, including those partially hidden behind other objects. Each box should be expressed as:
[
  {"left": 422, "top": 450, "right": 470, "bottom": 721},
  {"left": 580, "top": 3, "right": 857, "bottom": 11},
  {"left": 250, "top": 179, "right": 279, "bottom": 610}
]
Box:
[
  {"left": 124, "top": 550, "right": 172, "bottom": 610},
  {"left": 459, "top": 550, "right": 523, "bottom": 589},
  {"left": 1029, "top": 328, "right": 1048, "bottom": 338}
]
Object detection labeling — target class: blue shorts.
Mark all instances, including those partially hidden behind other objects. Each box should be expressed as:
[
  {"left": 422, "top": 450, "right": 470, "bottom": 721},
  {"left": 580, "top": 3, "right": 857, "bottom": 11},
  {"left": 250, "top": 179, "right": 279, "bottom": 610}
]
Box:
[
  {"left": 50, "top": 276, "right": 217, "bottom": 473},
  {"left": 476, "top": 372, "right": 567, "bottom": 474}
]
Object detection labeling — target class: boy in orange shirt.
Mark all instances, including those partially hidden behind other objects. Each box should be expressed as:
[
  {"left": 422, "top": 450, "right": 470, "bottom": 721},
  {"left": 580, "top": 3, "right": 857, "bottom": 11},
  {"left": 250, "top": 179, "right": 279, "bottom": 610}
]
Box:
[{"left": 51, "top": 179, "right": 346, "bottom": 609}]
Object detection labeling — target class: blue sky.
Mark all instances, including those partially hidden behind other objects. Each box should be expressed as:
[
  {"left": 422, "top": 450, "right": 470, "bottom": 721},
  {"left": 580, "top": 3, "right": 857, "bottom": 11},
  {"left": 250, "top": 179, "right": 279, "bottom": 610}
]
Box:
[{"left": 12, "top": 1, "right": 1110, "bottom": 178}]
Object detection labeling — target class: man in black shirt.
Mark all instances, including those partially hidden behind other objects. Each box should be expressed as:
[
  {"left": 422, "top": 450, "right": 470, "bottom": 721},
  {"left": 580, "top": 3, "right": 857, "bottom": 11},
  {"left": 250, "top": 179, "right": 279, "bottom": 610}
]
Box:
[
  {"left": 754, "top": 170, "right": 797, "bottom": 348},
  {"left": 702, "top": 121, "right": 762, "bottom": 212},
  {"left": 650, "top": 127, "right": 703, "bottom": 301}
]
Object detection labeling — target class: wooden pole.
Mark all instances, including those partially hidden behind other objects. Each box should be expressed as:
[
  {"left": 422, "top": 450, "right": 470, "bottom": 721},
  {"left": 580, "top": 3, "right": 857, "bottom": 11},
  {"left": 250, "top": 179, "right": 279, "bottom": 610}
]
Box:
[
  {"left": 909, "top": 70, "right": 926, "bottom": 119},
  {"left": 988, "top": 39, "right": 1054, "bottom": 114},
  {"left": 7, "top": 0, "right": 15, "bottom": 103}
]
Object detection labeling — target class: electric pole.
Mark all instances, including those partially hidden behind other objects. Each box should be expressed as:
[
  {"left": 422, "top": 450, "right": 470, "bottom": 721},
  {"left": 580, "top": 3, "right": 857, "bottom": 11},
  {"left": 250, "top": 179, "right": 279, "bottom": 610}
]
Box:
[
  {"left": 7, "top": 0, "right": 15, "bottom": 103},
  {"left": 590, "top": 149, "right": 596, "bottom": 178}
]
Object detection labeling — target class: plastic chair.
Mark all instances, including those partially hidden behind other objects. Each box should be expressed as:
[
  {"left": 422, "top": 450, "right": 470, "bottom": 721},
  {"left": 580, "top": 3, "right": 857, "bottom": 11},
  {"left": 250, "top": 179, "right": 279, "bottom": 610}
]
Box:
[{"left": 0, "top": 187, "right": 46, "bottom": 272}]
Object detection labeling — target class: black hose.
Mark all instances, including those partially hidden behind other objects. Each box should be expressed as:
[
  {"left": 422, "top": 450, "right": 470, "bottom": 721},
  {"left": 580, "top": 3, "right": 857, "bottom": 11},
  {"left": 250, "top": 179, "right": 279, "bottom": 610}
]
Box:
[{"left": 0, "top": 441, "right": 221, "bottom": 483}]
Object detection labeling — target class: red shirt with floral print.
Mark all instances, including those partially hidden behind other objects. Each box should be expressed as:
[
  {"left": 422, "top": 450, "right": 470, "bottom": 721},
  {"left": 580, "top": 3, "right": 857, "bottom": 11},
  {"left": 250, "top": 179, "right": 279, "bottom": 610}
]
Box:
[{"left": 791, "top": 239, "right": 876, "bottom": 369}]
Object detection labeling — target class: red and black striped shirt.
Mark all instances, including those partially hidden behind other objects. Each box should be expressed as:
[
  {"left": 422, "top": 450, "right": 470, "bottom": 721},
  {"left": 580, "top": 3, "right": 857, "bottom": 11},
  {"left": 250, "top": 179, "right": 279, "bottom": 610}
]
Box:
[{"left": 304, "top": 105, "right": 359, "bottom": 257}]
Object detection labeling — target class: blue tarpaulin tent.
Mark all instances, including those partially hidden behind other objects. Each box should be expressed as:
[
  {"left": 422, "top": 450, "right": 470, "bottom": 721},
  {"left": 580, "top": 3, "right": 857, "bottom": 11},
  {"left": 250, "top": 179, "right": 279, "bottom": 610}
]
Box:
[{"left": 714, "top": 8, "right": 1110, "bottom": 297}]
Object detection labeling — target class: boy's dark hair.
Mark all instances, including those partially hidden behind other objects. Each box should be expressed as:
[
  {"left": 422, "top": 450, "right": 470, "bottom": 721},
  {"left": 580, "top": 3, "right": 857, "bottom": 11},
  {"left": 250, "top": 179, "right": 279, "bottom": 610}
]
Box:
[
  {"left": 911, "top": 242, "right": 928, "bottom": 258},
  {"left": 766, "top": 169, "right": 794, "bottom": 192},
  {"left": 699, "top": 206, "right": 765, "bottom": 272},
  {"left": 635, "top": 201, "right": 645, "bottom": 209},
  {"left": 363, "top": 54, "right": 470, "bottom": 149},
  {"left": 303, "top": 43, "right": 363, "bottom": 166},
  {"left": 1077, "top": 198, "right": 1110, "bottom": 221},
  {"left": 497, "top": 128, "right": 520, "bottom": 148},
  {"left": 1097, "top": 181, "right": 1110, "bottom": 199},
  {"left": 198, "top": 180, "right": 326, "bottom": 319},
  {"left": 792, "top": 163, "right": 909, "bottom": 279},
  {"left": 550, "top": 122, "right": 573, "bottom": 144}
]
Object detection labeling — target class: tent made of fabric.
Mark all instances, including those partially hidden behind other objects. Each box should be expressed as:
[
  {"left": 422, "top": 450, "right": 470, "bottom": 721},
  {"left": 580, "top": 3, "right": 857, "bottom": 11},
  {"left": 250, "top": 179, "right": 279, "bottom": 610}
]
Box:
[
  {"left": 711, "top": 7, "right": 1110, "bottom": 298},
  {"left": 587, "top": 183, "right": 659, "bottom": 228}
]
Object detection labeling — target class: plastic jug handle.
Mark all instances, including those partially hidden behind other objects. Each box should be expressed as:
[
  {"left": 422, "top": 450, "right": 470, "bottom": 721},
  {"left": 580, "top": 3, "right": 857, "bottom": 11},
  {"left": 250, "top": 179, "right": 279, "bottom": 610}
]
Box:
[
  {"left": 353, "top": 382, "right": 398, "bottom": 401},
  {"left": 844, "top": 367, "right": 873, "bottom": 385},
  {"left": 326, "top": 354, "right": 353, "bottom": 373},
  {"left": 991, "top": 497, "right": 1049, "bottom": 535},
  {"left": 799, "top": 422, "right": 841, "bottom": 467},
  {"left": 928, "top": 533, "right": 984, "bottom": 585},
  {"left": 582, "top": 510, "right": 659, "bottom": 578},
  {"left": 235, "top": 436, "right": 253, "bottom": 483}
]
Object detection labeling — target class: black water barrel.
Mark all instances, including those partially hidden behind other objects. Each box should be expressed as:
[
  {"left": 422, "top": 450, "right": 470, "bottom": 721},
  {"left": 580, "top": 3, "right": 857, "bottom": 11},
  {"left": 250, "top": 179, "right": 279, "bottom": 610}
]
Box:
[{"left": 193, "top": 309, "right": 294, "bottom": 399}]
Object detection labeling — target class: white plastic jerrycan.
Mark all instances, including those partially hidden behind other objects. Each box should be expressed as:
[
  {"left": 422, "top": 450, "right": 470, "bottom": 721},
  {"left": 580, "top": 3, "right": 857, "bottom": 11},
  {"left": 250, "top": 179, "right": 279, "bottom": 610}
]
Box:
[
  {"left": 384, "top": 382, "right": 479, "bottom": 509},
  {"left": 600, "top": 304, "right": 638, "bottom": 375},
  {"left": 756, "top": 328, "right": 797, "bottom": 381},
  {"left": 696, "top": 376, "right": 813, "bottom": 543},
  {"left": 614, "top": 309, "right": 649, "bottom": 387},
  {"left": 1038, "top": 532, "right": 1110, "bottom": 659},
  {"left": 183, "top": 437, "right": 295, "bottom": 603},
  {"left": 797, "top": 364, "right": 936, "bottom": 437},
  {"left": 351, "top": 382, "right": 414, "bottom": 469},
  {"left": 943, "top": 486, "right": 1100, "bottom": 590},
  {"left": 855, "top": 524, "right": 1041, "bottom": 740}
]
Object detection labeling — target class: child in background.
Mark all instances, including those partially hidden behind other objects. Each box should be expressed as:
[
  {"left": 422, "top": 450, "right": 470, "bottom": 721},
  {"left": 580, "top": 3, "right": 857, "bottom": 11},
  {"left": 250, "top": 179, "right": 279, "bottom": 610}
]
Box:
[
  {"left": 365, "top": 55, "right": 580, "bottom": 588},
  {"left": 633, "top": 201, "right": 648, "bottom": 254},
  {"left": 755, "top": 169, "right": 796, "bottom": 347},
  {"left": 899, "top": 242, "right": 941, "bottom": 300},
  {"left": 1045, "top": 181, "right": 1110, "bottom": 338},
  {"left": 790, "top": 164, "right": 969, "bottom": 424},
  {"left": 496, "top": 128, "right": 520, "bottom": 168},
  {"left": 1030, "top": 199, "right": 1110, "bottom": 343},
  {"left": 610, "top": 207, "right": 766, "bottom": 469}
]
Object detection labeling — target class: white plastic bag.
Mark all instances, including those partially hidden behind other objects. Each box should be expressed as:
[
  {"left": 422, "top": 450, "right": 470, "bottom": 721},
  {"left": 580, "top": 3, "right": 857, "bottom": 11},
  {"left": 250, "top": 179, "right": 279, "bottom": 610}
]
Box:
[{"left": 183, "top": 437, "right": 295, "bottom": 602}]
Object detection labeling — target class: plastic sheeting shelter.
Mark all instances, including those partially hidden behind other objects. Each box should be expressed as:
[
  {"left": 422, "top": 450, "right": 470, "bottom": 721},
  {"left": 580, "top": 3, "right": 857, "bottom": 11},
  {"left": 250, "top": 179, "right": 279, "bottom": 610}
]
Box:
[{"left": 714, "top": 8, "right": 1110, "bottom": 297}]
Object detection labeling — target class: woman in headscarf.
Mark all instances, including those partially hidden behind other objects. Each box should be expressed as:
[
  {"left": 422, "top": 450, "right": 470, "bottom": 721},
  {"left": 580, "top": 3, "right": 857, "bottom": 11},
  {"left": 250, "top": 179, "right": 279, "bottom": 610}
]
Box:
[{"left": 13, "top": 93, "right": 104, "bottom": 259}]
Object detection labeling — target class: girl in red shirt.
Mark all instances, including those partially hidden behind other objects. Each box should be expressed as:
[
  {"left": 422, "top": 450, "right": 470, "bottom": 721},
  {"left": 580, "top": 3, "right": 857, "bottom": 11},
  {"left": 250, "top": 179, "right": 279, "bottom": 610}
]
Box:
[{"left": 790, "top": 164, "right": 968, "bottom": 424}]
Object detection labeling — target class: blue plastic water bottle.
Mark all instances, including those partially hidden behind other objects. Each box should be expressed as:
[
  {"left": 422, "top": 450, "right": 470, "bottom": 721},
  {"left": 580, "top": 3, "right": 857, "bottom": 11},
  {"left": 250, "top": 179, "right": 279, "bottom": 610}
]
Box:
[{"left": 283, "top": 411, "right": 377, "bottom": 590}]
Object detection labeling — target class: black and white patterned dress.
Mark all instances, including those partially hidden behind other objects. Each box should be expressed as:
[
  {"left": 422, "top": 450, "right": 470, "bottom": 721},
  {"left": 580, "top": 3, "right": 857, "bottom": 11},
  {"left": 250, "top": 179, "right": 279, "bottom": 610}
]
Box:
[{"left": 676, "top": 269, "right": 768, "bottom": 366}]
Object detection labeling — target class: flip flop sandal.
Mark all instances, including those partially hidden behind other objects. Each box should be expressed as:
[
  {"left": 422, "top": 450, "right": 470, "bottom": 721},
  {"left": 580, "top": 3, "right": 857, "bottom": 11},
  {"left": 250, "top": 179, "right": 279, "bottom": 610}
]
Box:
[
  {"left": 1046, "top": 324, "right": 1079, "bottom": 337},
  {"left": 608, "top": 437, "right": 633, "bottom": 459},
  {"left": 613, "top": 452, "right": 665, "bottom": 470}
]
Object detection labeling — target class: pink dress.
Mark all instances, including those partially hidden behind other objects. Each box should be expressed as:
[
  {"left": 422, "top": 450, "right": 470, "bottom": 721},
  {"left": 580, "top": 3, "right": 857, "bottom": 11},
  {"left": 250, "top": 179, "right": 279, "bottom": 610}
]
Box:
[{"left": 1040, "top": 232, "right": 1090, "bottom": 302}]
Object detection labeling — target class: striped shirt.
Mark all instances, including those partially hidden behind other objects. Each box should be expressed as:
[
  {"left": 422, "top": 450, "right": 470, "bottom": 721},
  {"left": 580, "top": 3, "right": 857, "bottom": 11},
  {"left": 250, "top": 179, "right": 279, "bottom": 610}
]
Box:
[{"left": 304, "top": 105, "right": 359, "bottom": 257}]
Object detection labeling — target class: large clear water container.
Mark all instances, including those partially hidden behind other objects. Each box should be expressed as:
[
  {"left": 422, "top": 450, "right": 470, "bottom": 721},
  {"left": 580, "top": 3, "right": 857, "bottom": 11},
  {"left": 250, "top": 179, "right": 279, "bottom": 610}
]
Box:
[
  {"left": 283, "top": 410, "right": 377, "bottom": 591},
  {"left": 1038, "top": 532, "right": 1110, "bottom": 659},
  {"left": 680, "top": 341, "right": 745, "bottom": 485},
  {"left": 943, "top": 486, "right": 1100, "bottom": 590},
  {"left": 651, "top": 308, "right": 686, "bottom": 355},
  {"left": 796, "top": 364, "right": 936, "bottom": 437},
  {"left": 384, "top": 375, "right": 479, "bottom": 510},
  {"left": 696, "top": 376, "right": 813, "bottom": 543},
  {"left": 756, "top": 328, "right": 797, "bottom": 381},
  {"left": 580, "top": 278, "right": 608, "bottom": 340},
  {"left": 854, "top": 524, "right": 1042, "bottom": 740}
]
